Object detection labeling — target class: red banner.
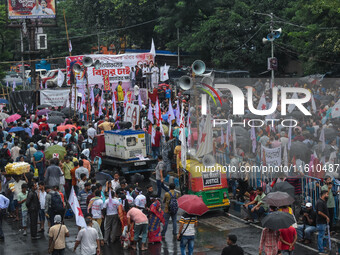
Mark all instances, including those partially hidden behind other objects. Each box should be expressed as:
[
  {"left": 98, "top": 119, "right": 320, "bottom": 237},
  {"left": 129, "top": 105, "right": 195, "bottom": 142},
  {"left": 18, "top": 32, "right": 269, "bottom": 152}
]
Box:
[{"left": 103, "top": 75, "right": 110, "bottom": 91}]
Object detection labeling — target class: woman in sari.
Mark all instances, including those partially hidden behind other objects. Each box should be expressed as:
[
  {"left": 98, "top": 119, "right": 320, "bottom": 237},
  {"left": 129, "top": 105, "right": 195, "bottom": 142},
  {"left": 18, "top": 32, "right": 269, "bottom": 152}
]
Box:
[
  {"left": 118, "top": 195, "right": 133, "bottom": 248},
  {"left": 148, "top": 196, "right": 165, "bottom": 243}
]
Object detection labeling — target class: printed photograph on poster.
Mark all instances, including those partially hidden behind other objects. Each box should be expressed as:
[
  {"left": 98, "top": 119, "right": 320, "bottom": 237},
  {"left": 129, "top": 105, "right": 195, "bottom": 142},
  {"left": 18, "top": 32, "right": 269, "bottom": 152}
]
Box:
[
  {"left": 8, "top": 0, "right": 56, "bottom": 19},
  {"left": 124, "top": 103, "right": 140, "bottom": 128}
]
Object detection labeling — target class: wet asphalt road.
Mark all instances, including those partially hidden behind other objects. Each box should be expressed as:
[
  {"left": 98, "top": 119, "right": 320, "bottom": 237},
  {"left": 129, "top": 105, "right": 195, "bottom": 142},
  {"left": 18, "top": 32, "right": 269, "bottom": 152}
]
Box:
[{"left": 0, "top": 209, "right": 320, "bottom": 255}]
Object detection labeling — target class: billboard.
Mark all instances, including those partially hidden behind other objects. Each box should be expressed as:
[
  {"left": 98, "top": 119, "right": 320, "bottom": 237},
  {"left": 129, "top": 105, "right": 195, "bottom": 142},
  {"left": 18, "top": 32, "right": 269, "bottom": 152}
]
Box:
[{"left": 8, "top": 0, "right": 56, "bottom": 19}]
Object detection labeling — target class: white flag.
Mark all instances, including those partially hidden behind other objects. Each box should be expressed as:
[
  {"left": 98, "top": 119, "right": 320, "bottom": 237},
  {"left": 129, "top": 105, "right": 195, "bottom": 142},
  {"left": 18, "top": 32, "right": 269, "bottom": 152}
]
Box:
[
  {"left": 232, "top": 127, "right": 237, "bottom": 155},
  {"left": 12, "top": 81, "right": 16, "bottom": 92},
  {"left": 319, "top": 127, "right": 325, "bottom": 152},
  {"left": 331, "top": 99, "right": 340, "bottom": 118},
  {"left": 196, "top": 114, "right": 213, "bottom": 158},
  {"left": 221, "top": 126, "right": 224, "bottom": 145},
  {"left": 150, "top": 38, "right": 156, "bottom": 56},
  {"left": 147, "top": 100, "right": 154, "bottom": 124},
  {"left": 68, "top": 187, "right": 86, "bottom": 228},
  {"left": 179, "top": 103, "right": 187, "bottom": 168},
  {"left": 283, "top": 144, "right": 288, "bottom": 167},
  {"left": 160, "top": 63, "right": 169, "bottom": 82},
  {"left": 167, "top": 98, "right": 175, "bottom": 123},
  {"left": 175, "top": 100, "right": 180, "bottom": 126},
  {"left": 57, "top": 69, "right": 64, "bottom": 87},
  {"left": 257, "top": 93, "right": 267, "bottom": 110},
  {"left": 138, "top": 93, "right": 143, "bottom": 109},
  {"left": 288, "top": 121, "right": 292, "bottom": 150},
  {"left": 251, "top": 126, "right": 256, "bottom": 153},
  {"left": 288, "top": 92, "right": 298, "bottom": 113},
  {"left": 151, "top": 126, "right": 156, "bottom": 144},
  {"left": 69, "top": 40, "right": 72, "bottom": 53},
  {"left": 311, "top": 95, "right": 317, "bottom": 113},
  {"left": 112, "top": 92, "right": 117, "bottom": 120}
]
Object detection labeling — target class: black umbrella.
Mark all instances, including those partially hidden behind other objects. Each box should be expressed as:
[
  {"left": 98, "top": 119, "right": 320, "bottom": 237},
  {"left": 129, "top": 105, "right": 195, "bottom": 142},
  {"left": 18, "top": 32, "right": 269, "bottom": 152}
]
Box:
[
  {"left": 262, "top": 191, "right": 295, "bottom": 207},
  {"left": 37, "top": 104, "right": 51, "bottom": 109},
  {"left": 289, "top": 141, "right": 312, "bottom": 162},
  {"left": 95, "top": 171, "right": 113, "bottom": 186},
  {"left": 49, "top": 111, "right": 66, "bottom": 117},
  {"left": 273, "top": 181, "right": 295, "bottom": 198},
  {"left": 324, "top": 128, "right": 338, "bottom": 141},
  {"left": 61, "top": 107, "right": 75, "bottom": 117},
  {"left": 261, "top": 211, "right": 295, "bottom": 230},
  {"left": 312, "top": 144, "right": 333, "bottom": 157},
  {"left": 47, "top": 116, "right": 65, "bottom": 125}
]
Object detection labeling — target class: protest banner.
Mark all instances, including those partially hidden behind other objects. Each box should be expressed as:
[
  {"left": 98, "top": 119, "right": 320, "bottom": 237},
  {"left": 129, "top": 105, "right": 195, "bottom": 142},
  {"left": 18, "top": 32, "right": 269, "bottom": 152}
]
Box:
[
  {"left": 124, "top": 103, "right": 140, "bottom": 128},
  {"left": 66, "top": 53, "right": 155, "bottom": 90},
  {"left": 40, "top": 89, "right": 69, "bottom": 107},
  {"left": 261, "top": 145, "right": 282, "bottom": 166}
]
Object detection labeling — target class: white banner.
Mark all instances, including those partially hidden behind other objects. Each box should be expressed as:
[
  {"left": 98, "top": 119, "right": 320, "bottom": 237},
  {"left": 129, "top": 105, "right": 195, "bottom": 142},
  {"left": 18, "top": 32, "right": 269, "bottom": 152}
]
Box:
[
  {"left": 124, "top": 103, "right": 140, "bottom": 127},
  {"left": 40, "top": 89, "right": 70, "bottom": 107},
  {"left": 261, "top": 145, "right": 281, "bottom": 166},
  {"left": 66, "top": 53, "right": 155, "bottom": 90}
]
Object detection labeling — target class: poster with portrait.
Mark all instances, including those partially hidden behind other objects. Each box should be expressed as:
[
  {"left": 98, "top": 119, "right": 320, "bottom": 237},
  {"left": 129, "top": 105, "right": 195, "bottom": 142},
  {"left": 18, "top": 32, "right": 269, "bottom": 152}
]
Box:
[
  {"left": 8, "top": 0, "right": 56, "bottom": 19},
  {"left": 124, "top": 103, "right": 140, "bottom": 128}
]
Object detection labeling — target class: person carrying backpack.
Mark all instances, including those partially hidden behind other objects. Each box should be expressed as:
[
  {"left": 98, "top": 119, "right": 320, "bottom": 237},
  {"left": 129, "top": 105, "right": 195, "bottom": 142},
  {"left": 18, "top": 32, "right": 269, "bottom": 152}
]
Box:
[
  {"left": 161, "top": 183, "right": 179, "bottom": 237},
  {"left": 45, "top": 186, "right": 65, "bottom": 227}
]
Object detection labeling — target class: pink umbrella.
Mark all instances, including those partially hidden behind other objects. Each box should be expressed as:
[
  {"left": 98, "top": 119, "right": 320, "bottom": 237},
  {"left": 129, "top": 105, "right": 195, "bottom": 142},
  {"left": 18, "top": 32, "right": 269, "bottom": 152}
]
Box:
[
  {"left": 5, "top": 114, "right": 21, "bottom": 123},
  {"left": 31, "top": 122, "right": 39, "bottom": 135},
  {"left": 177, "top": 195, "right": 209, "bottom": 216}
]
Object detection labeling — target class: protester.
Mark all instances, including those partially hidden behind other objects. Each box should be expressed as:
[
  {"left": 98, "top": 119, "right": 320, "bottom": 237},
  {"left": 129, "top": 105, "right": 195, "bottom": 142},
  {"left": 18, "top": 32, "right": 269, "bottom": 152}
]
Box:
[
  {"left": 279, "top": 226, "right": 297, "bottom": 255},
  {"left": 18, "top": 183, "right": 28, "bottom": 236},
  {"left": 103, "top": 191, "right": 121, "bottom": 244},
  {"left": 221, "top": 234, "right": 244, "bottom": 255},
  {"left": 0, "top": 193, "right": 9, "bottom": 241},
  {"left": 161, "top": 183, "right": 178, "bottom": 237},
  {"left": 48, "top": 215, "right": 69, "bottom": 255},
  {"left": 297, "top": 202, "right": 316, "bottom": 244},
  {"left": 26, "top": 182, "right": 41, "bottom": 239},
  {"left": 316, "top": 190, "right": 330, "bottom": 254},
  {"left": 74, "top": 217, "right": 100, "bottom": 255},
  {"left": 178, "top": 213, "right": 198, "bottom": 255},
  {"left": 148, "top": 195, "right": 164, "bottom": 243},
  {"left": 259, "top": 227, "right": 280, "bottom": 255},
  {"left": 127, "top": 205, "right": 149, "bottom": 251}
]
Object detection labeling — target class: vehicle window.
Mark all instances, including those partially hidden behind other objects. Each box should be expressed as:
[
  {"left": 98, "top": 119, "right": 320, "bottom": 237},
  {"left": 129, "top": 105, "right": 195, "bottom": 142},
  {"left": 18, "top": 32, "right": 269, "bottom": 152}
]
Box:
[
  {"left": 48, "top": 72, "right": 55, "bottom": 77},
  {"left": 126, "top": 137, "right": 137, "bottom": 147},
  {"left": 41, "top": 71, "right": 47, "bottom": 75}
]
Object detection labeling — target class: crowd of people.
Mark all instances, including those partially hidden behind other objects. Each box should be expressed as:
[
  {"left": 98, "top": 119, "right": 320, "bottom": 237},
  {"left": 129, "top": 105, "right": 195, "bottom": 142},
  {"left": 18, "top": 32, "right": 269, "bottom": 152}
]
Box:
[{"left": 0, "top": 70, "right": 339, "bottom": 255}]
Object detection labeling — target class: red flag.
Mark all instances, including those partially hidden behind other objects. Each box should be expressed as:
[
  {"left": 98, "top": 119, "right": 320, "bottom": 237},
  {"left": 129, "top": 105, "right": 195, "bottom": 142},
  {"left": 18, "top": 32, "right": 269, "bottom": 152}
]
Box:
[{"left": 68, "top": 187, "right": 86, "bottom": 228}]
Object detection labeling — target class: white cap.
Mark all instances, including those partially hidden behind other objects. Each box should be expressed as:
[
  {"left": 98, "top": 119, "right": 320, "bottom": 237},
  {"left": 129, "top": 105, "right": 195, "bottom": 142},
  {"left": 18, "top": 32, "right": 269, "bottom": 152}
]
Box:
[{"left": 306, "top": 202, "right": 312, "bottom": 207}]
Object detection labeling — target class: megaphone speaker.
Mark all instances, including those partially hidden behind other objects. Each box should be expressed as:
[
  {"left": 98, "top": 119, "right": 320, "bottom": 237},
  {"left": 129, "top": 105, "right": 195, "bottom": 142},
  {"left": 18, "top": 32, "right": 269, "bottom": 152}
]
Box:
[
  {"left": 72, "top": 63, "right": 82, "bottom": 73},
  {"left": 201, "top": 76, "right": 213, "bottom": 87},
  {"left": 202, "top": 154, "right": 216, "bottom": 168},
  {"left": 192, "top": 60, "right": 206, "bottom": 75},
  {"left": 267, "top": 33, "right": 275, "bottom": 41},
  {"left": 273, "top": 28, "right": 282, "bottom": 39},
  {"left": 179, "top": 75, "right": 193, "bottom": 91},
  {"left": 83, "top": 56, "right": 93, "bottom": 67},
  {"left": 93, "top": 60, "right": 101, "bottom": 70},
  {"left": 262, "top": 37, "right": 269, "bottom": 44}
]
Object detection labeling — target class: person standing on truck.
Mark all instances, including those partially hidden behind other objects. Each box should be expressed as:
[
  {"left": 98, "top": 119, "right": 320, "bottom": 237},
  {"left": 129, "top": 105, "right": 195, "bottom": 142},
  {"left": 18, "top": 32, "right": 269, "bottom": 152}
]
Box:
[
  {"left": 154, "top": 155, "right": 169, "bottom": 198},
  {"left": 111, "top": 172, "right": 121, "bottom": 192},
  {"left": 98, "top": 117, "right": 114, "bottom": 132}
]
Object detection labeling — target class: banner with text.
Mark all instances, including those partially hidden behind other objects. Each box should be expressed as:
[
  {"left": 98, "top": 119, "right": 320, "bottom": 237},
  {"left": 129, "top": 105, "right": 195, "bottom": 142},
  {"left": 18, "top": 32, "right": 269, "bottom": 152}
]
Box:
[
  {"left": 8, "top": 0, "right": 56, "bottom": 19},
  {"left": 40, "top": 89, "right": 69, "bottom": 107},
  {"left": 261, "top": 145, "right": 282, "bottom": 166},
  {"left": 66, "top": 53, "right": 155, "bottom": 90}
]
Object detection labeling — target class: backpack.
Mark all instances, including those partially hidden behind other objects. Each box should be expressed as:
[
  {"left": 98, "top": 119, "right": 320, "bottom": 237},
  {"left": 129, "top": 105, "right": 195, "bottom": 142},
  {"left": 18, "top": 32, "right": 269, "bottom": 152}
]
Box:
[
  {"left": 50, "top": 192, "right": 64, "bottom": 213},
  {"left": 168, "top": 191, "right": 178, "bottom": 215}
]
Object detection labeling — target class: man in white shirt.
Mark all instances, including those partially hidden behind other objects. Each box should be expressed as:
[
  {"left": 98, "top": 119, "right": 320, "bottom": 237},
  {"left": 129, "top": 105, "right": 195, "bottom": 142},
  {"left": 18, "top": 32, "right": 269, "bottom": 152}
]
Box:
[
  {"left": 75, "top": 160, "right": 89, "bottom": 182},
  {"left": 134, "top": 188, "right": 146, "bottom": 210},
  {"left": 103, "top": 191, "right": 121, "bottom": 244},
  {"left": 0, "top": 193, "right": 9, "bottom": 240},
  {"left": 38, "top": 181, "right": 47, "bottom": 232},
  {"left": 10, "top": 141, "right": 21, "bottom": 161},
  {"left": 74, "top": 217, "right": 100, "bottom": 255},
  {"left": 111, "top": 172, "right": 120, "bottom": 191},
  {"left": 87, "top": 124, "right": 97, "bottom": 142},
  {"left": 88, "top": 190, "right": 104, "bottom": 227}
]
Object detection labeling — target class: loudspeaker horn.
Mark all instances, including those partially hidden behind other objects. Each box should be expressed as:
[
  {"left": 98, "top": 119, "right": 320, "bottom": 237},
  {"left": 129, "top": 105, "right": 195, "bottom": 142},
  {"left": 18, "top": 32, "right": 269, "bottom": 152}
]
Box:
[
  {"left": 83, "top": 56, "right": 93, "bottom": 67},
  {"left": 202, "top": 154, "right": 216, "bottom": 168},
  {"left": 72, "top": 63, "right": 82, "bottom": 73},
  {"left": 273, "top": 28, "right": 282, "bottom": 39},
  {"left": 179, "top": 75, "right": 193, "bottom": 90},
  {"left": 201, "top": 76, "right": 214, "bottom": 87},
  {"left": 266, "top": 33, "right": 275, "bottom": 41},
  {"left": 93, "top": 60, "right": 101, "bottom": 70},
  {"left": 192, "top": 60, "right": 206, "bottom": 75},
  {"left": 262, "top": 37, "right": 269, "bottom": 44},
  {"left": 134, "top": 85, "right": 140, "bottom": 96}
]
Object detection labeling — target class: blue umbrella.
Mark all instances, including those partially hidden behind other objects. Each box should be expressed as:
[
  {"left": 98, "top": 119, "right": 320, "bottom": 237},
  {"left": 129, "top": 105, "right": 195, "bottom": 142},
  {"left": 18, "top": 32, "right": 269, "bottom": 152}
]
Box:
[
  {"left": 8, "top": 127, "right": 25, "bottom": 133},
  {"left": 0, "top": 99, "right": 9, "bottom": 104}
]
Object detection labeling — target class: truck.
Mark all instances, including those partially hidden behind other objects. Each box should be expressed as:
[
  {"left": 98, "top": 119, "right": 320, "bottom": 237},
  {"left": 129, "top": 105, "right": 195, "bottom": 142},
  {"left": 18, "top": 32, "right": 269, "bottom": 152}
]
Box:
[{"left": 91, "top": 129, "right": 158, "bottom": 175}]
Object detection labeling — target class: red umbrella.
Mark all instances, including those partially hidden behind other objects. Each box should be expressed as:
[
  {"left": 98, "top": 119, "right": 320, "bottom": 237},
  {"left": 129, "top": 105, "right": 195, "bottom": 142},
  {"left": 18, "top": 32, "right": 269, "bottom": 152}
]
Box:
[
  {"left": 177, "top": 195, "right": 209, "bottom": 216},
  {"left": 5, "top": 114, "right": 21, "bottom": 123},
  {"left": 57, "top": 124, "right": 76, "bottom": 132}
]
